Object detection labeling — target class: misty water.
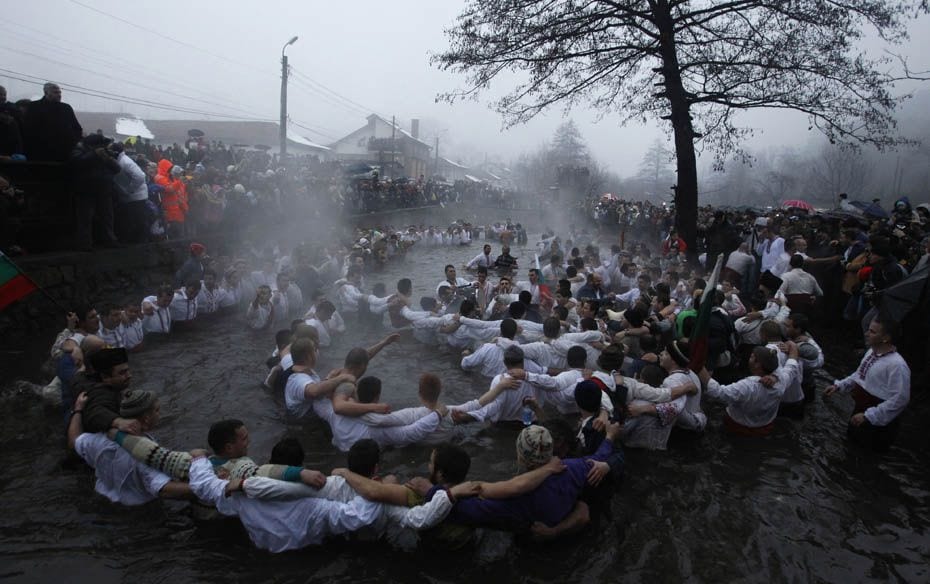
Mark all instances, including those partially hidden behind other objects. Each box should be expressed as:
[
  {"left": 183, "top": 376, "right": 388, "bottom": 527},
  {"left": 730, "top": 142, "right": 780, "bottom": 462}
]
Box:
[{"left": 1, "top": 234, "right": 928, "bottom": 583}]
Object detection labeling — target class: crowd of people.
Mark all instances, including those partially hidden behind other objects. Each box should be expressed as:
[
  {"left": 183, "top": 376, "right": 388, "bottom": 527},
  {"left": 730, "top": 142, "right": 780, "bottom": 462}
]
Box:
[
  {"left": 0, "top": 83, "right": 536, "bottom": 255},
  {"left": 43, "top": 191, "right": 926, "bottom": 553}
]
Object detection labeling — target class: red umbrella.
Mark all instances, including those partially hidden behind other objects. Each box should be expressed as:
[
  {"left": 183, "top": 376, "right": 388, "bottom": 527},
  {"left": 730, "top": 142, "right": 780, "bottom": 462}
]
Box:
[{"left": 782, "top": 199, "right": 814, "bottom": 211}]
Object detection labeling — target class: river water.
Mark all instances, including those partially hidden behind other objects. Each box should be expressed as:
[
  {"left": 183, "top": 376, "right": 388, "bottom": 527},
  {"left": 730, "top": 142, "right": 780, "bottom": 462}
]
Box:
[{"left": 1, "top": 232, "right": 928, "bottom": 583}]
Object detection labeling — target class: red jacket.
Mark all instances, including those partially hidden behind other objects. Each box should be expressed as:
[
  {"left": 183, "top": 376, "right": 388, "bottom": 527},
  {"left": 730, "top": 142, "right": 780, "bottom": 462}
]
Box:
[{"left": 155, "top": 159, "right": 188, "bottom": 223}]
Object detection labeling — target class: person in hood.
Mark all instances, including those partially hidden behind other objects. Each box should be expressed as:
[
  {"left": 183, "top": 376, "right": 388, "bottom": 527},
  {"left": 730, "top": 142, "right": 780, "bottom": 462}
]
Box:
[{"left": 155, "top": 159, "right": 188, "bottom": 239}]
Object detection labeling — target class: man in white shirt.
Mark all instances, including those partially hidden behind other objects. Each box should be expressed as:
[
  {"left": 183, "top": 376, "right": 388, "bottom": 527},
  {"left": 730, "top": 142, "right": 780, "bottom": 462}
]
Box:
[
  {"left": 465, "top": 244, "right": 494, "bottom": 270},
  {"left": 67, "top": 392, "right": 191, "bottom": 505},
  {"left": 141, "top": 285, "right": 174, "bottom": 334},
  {"left": 97, "top": 303, "right": 125, "bottom": 348},
  {"left": 284, "top": 339, "right": 356, "bottom": 421},
  {"left": 196, "top": 269, "right": 226, "bottom": 316},
  {"left": 723, "top": 242, "right": 756, "bottom": 289},
  {"left": 452, "top": 346, "right": 545, "bottom": 424},
  {"left": 825, "top": 316, "right": 910, "bottom": 451},
  {"left": 169, "top": 280, "right": 201, "bottom": 325},
  {"left": 756, "top": 225, "right": 785, "bottom": 276},
  {"left": 436, "top": 264, "right": 471, "bottom": 294},
  {"left": 305, "top": 300, "right": 337, "bottom": 347},
  {"left": 699, "top": 342, "right": 799, "bottom": 435},
  {"left": 328, "top": 377, "right": 443, "bottom": 451},
  {"left": 516, "top": 269, "right": 544, "bottom": 304},
  {"left": 461, "top": 319, "right": 546, "bottom": 378},
  {"left": 777, "top": 254, "right": 824, "bottom": 298}
]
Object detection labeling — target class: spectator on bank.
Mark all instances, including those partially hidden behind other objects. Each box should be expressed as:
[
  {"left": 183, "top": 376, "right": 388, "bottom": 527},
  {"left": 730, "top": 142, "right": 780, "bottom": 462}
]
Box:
[
  {"left": 110, "top": 142, "right": 150, "bottom": 243},
  {"left": 68, "top": 134, "right": 120, "bottom": 251},
  {"left": 174, "top": 242, "right": 208, "bottom": 288},
  {"left": 22, "top": 83, "right": 82, "bottom": 162},
  {"left": 0, "top": 86, "right": 24, "bottom": 158},
  {"left": 155, "top": 159, "right": 188, "bottom": 239}
]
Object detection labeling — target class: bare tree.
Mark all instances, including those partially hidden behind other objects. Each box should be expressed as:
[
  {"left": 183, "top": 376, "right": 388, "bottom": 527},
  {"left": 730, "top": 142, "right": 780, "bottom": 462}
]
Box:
[
  {"left": 636, "top": 139, "right": 675, "bottom": 199},
  {"left": 807, "top": 142, "right": 875, "bottom": 203},
  {"left": 434, "top": 0, "right": 928, "bottom": 250}
]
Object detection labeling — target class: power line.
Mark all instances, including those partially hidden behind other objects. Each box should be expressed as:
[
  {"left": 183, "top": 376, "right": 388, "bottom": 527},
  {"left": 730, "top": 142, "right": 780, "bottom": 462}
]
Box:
[
  {"left": 287, "top": 118, "right": 337, "bottom": 141},
  {"left": 0, "top": 44, "right": 278, "bottom": 120},
  {"left": 289, "top": 67, "right": 378, "bottom": 116},
  {"left": 66, "top": 0, "right": 275, "bottom": 80},
  {"left": 0, "top": 20, "right": 256, "bottom": 110},
  {"left": 0, "top": 68, "right": 276, "bottom": 121},
  {"left": 288, "top": 76, "right": 371, "bottom": 118}
]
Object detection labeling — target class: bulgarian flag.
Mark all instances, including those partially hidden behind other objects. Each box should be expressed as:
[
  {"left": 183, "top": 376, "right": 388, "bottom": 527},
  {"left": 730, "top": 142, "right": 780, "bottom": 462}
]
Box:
[
  {"left": 688, "top": 253, "right": 724, "bottom": 372},
  {"left": 0, "top": 252, "right": 38, "bottom": 311}
]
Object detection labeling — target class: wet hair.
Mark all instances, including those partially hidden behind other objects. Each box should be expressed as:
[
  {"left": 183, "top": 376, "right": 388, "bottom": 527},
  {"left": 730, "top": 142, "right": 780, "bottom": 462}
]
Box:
[
  {"left": 566, "top": 266, "right": 578, "bottom": 278},
  {"left": 356, "top": 376, "right": 382, "bottom": 403},
  {"left": 759, "top": 320, "right": 783, "bottom": 343},
  {"left": 344, "top": 347, "right": 370, "bottom": 371},
  {"left": 270, "top": 438, "right": 304, "bottom": 466},
  {"left": 639, "top": 364, "right": 667, "bottom": 387},
  {"left": 873, "top": 314, "right": 901, "bottom": 344},
  {"left": 432, "top": 443, "right": 471, "bottom": 484},
  {"left": 503, "top": 345, "right": 525, "bottom": 368},
  {"left": 572, "top": 257, "right": 585, "bottom": 269},
  {"left": 397, "top": 278, "right": 412, "bottom": 295},
  {"left": 543, "top": 317, "right": 561, "bottom": 339},
  {"left": 293, "top": 323, "right": 319, "bottom": 343},
  {"left": 518, "top": 290, "right": 533, "bottom": 305},
  {"left": 372, "top": 282, "right": 387, "bottom": 297},
  {"left": 508, "top": 301, "right": 526, "bottom": 319},
  {"left": 752, "top": 346, "right": 779, "bottom": 375},
  {"left": 553, "top": 305, "right": 569, "bottom": 321},
  {"left": 347, "top": 439, "right": 380, "bottom": 477},
  {"left": 207, "top": 419, "right": 245, "bottom": 453},
  {"left": 580, "top": 317, "right": 597, "bottom": 331},
  {"left": 290, "top": 319, "right": 304, "bottom": 333},
  {"left": 477, "top": 266, "right": 488, "bottom": 276},
  {"left": 639, "top": 334, "right": 658, "bottom": 354},
  {"left": 274, "top": 329, "right": 292, "bottom": 350},
  {"left": 316, "top": 300, "right": 336, "bottom": 316},
  {"left": 157, "top": 284, "right": 174, "bottom": 298},
  {"left": 787, "top": 313, "right": 809, "bottom": 332},
  {"left": 418, "top": 373, "right": 442, "bottom": 403},
  {"left": 99, "top": 302, "right": 121, "bottom": 319},
  {"left": 500, "top": 318, "right": 518, "bottom": 339},
  {"left": 459, "top": 299, "right": 476, "bottom": 316},
  {"left": 420, "top": 297, "right": 437, "bottom": 311},
  {"left": 790, "top": 254, "right": 805, "bottom": 269},
  {"left": 290, "top": 338, "right": 316, "bottom": 365},
  {"left": 566, "top": 345, "right": 587, "bottom": 368},
  {"left": 444, "top": 264, "right": 455, "bottom": 272}
]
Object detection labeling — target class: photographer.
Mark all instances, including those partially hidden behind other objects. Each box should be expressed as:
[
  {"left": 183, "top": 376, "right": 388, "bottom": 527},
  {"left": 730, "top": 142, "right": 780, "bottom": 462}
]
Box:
[{"left": 858, "top": 237, "right": 908, "bottom": 333}]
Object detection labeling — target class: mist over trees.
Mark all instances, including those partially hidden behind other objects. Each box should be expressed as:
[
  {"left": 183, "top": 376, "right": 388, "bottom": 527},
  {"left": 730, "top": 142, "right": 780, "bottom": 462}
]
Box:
[{"left": 436, "top": 0, "right": 929, "bottom": 248}]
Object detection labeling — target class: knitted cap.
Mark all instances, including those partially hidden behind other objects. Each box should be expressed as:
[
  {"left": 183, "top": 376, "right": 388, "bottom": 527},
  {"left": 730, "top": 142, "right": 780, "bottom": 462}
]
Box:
[
  {"left": 119, "top": 389, "right": 156, "bottom": 418},
  {"left": 574, "top": 380, "right": 602, "bottom": 413},
  {"left": 515, "top": 425, "right": 553, "bottom": 472}
]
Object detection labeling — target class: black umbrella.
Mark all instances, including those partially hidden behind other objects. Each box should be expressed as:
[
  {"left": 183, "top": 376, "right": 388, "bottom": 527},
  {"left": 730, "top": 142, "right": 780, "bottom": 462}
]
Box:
[
  {"left": 879, "top": 265, "right": 929, "bottom": 323},
  {"left": 254, "top": 144, "right": 271, "bottom": 151},
  {"left": 188, "top": 129, "right": 205, "bottom": 138}
]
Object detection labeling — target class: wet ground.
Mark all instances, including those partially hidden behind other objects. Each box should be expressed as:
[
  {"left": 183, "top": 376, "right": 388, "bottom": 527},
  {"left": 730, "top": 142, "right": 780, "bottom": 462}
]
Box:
[{"left": 1, "top": 234, "right": 928, "bottom": 583}]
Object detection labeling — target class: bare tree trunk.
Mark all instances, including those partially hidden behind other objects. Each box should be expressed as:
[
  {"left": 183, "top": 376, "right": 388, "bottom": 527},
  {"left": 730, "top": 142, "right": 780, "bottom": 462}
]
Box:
[{"left": 654, "top": 1, "right": 699, "bottom": 253}]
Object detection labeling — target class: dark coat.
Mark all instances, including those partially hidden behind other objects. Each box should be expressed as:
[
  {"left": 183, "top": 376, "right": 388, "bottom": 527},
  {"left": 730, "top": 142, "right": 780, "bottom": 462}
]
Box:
[{"left": 22, "top": 98, "right": 82, "bottom": 162}]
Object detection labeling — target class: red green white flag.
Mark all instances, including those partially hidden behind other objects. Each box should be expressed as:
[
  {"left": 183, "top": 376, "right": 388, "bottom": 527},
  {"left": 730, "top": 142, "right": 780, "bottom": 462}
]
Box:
[{"left": 0, "top": 252, "right": 38, "bottom": 311}]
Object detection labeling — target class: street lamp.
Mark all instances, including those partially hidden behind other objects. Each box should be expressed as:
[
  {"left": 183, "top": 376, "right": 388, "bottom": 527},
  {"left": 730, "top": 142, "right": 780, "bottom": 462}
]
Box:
[{"left": 280, "top": 35, "right": 299, "bottom": 160}]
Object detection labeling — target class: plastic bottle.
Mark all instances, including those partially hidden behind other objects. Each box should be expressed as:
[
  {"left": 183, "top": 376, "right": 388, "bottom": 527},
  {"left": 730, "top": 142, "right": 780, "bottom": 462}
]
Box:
[{"left": 522, "top": 405, "right": 533, "bottom": 426}]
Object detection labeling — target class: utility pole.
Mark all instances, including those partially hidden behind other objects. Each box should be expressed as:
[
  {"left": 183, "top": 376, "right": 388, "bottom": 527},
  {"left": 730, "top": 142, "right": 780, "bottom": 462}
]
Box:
[
  {"left": 434, "top": 136, "right": 439, "bottom": 177},
  {"left": 279, "top": 35, "right": 298, "bottom": 161},
  {"left": 390, "top": 115, "right": 396, "bottom": 180}
]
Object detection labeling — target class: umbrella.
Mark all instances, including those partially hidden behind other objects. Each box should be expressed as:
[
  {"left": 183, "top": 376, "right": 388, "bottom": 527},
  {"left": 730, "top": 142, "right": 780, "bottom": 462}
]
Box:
[
  {"left": 188, "top": 129, "right": 205, "bottom": 138},
  {"left": 782, "top": 199, "right": 814, "bottom": 211},
  {"left": 879, "top": 265, "right": 929, "bottom": 323},
  {"left": 601, "top": 193, "right": 618, "bottom": 201},
  {"left": 850, "top": 200, "right": 889, "bottom": 218},
  {"left": 254, "top": 144, "right": 272, "bottom": 151}
]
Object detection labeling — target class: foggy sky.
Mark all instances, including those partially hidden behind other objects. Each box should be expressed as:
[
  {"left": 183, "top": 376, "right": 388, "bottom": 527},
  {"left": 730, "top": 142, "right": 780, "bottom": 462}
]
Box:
[{"left": 2, "top": 0, "right": 929, "bottom": 176}]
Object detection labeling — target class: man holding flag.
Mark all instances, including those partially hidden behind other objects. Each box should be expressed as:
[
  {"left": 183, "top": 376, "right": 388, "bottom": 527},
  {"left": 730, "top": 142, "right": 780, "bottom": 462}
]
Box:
[{"left": 0, "top": 250, "right": 37, "bottom": 311}]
